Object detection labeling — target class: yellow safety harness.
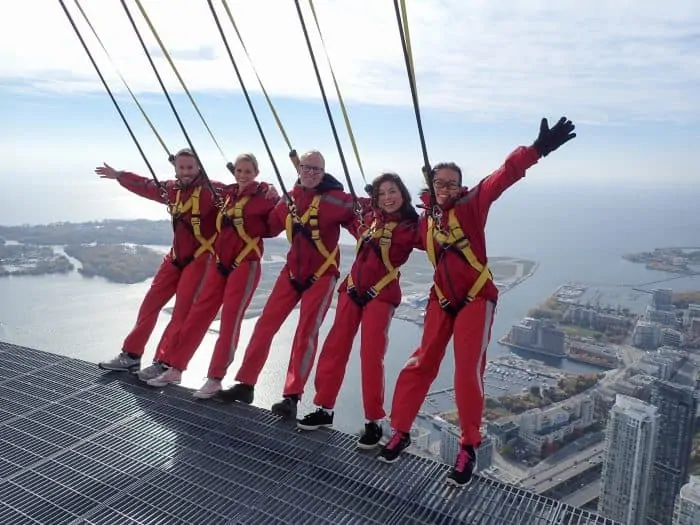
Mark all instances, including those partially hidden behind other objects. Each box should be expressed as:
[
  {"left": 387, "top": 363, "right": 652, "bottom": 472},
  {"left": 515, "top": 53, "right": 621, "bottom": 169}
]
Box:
[
  {"left": 346, "top": 220, "right": 400, "bottom": 306},
  {"left": 284, "top": 194, "right": 339, "bottom": 293},
  {"left": 168, "top": 186, "right": 217, "bottom": 268},
  {"left": 214, "top": 194, "right": 262, "bottom": 276},
  {"left": 426, "top": 208, "right": 493, "bottom": 315}
]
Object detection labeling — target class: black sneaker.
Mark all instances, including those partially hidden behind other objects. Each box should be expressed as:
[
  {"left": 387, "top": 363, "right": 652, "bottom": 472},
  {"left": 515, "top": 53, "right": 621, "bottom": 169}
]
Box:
[
  {"left": 271, "top": 396, "right": 298, "bottom": 419},
  {"left": 297, "top": 408, "right": 333, "bottom": 431},
  {"left": 377, "top": 431, "right": 411, "bottom": 463},
  {"left": 446, "top": 445, "right": 477, "bottom": 487},
  {"left": 357, "top": 422, "right": 383, "bottom": 450},
  {"left": 218, "top": 383, "right": 254, "bottom": 404}
]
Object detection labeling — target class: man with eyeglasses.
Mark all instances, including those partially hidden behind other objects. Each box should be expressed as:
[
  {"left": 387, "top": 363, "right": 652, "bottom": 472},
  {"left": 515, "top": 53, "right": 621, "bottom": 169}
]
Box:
[{"left": 219, "top": 150, "right": 362, "bottom": 419}]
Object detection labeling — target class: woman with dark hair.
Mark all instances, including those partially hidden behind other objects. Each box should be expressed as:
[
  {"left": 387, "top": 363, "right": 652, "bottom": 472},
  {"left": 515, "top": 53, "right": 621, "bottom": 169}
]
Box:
[
  {"left": 296, "top": 172, "right": 419, "bottom": 449},
  {"left": 377, "top": 116, "right": 577, "bottom": 488}
]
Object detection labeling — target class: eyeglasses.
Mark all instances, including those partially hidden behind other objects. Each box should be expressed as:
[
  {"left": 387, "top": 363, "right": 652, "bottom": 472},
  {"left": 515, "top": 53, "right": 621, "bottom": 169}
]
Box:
[
  {"left": 433, "top": 180, "right": 460, "bottom": 190},
  {"left": 299, "top": 164, "right": 324, "bottom": 173}
]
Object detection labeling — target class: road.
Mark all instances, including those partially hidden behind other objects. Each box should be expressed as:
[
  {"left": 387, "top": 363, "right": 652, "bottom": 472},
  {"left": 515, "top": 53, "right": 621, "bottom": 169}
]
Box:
[
  {"left": 520, "top": 444, "right": 604, "bottom": 492},
  {"left": 561, "top": 480, "right": 602, "bottom": 508}
]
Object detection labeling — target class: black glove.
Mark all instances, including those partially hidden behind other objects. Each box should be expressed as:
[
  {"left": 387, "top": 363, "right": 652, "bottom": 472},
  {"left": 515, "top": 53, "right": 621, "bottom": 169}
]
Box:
[
  {"left": 533, "top": 117, "right": 576, "bottom": 157},
  {"left": 364, "top": 184, "right": 373, "bottom": 196},
  {"left": 226, "top": 162, "right": 235, "bottom": 174},
  {"left": 168, "top": 154, "right": 176, "bottom": 165}
]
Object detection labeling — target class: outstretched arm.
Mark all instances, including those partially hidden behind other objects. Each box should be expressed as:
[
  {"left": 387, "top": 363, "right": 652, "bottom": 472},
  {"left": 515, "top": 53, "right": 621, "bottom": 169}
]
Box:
[
  {"left": 473, "top": 116, "right": 576, "bottom": 215},
  {"left": 95, "top": 163, "right": 173, "bottom": 204}
]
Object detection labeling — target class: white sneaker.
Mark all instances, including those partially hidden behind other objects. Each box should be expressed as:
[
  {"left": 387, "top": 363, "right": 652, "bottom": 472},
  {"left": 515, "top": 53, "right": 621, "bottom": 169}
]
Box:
[
  {"left": 193, "top": 378, "right": 222, "bottom": 399},
  {"left": 146, "top": 367, "right": 182, "bottom": 388}
]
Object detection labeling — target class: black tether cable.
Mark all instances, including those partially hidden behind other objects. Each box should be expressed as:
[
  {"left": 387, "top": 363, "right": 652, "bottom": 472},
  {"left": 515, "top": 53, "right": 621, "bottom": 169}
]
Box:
[
  {"left": 120, "top": 0, "right": 221, "bottom": 204},
  {"left": 393, "top": 0, "right": 437, "bottom": 209},
  {"left": 206, "top": 0, "right": 293, "bottom": 205},
  {"left": 58, "top": 0, "right": 170, "bottom": 205},
  {"left": 293, "top": 0, "right": 358, "bottom": 202}
]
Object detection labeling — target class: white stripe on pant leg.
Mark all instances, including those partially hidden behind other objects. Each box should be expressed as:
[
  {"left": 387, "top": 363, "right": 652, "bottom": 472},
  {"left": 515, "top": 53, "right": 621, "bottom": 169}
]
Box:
[
  {"left": 226, "top": 261, "right": 259, "bottom": 368},
  {"left": 378, "top": 305, "right": 395, "bottom": 415},
  {"left": 190, "top": 255, "right": 213, "bottom": 304},
  {"left": 299, "top": 276, "right": 337, "bottom": 381},
  {"left": 475, "top": 301, "right": 496, "bottom": 399}
]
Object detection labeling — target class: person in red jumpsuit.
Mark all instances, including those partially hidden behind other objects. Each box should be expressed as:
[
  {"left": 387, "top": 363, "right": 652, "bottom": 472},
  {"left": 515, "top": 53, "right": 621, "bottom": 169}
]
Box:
[
  {"left": 296, "top": 172, "right": 419, "bottom": 449},
  {"left": 140, "top": 153, "right": 280, "bottom": 398},
  {"left": 96, "top": 148, "right": 222, "bottom": 378},
  {"left": 218, "top": 149, "right": 359, "bottom": 419},
  {"left": 377, "top": 117, "right": 577, "bottom": 488}
]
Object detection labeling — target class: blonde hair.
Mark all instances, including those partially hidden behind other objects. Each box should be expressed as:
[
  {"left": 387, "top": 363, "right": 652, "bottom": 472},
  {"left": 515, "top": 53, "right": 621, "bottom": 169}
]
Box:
[{"left": 234, "top": 152, "right": 259, "bottom": 172}]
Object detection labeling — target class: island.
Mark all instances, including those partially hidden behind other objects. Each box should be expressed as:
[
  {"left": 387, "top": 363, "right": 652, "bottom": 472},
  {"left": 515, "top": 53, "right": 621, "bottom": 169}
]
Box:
[
  {"left": 623, "top": 246, "right": 700, "bottom": 275},
  {"left": 0, "top": 241, "right": 74, "bottom": 277},
  {"left": 64, "top": 244, "right": 165, "bottom": 285},
  {"left": 1, "top": 219, "right": 539, "bottom": 323}
]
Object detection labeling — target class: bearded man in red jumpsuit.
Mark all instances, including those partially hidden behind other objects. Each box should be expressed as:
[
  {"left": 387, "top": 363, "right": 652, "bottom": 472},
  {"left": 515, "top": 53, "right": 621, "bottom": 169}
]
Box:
[
  {"left": 219, "top": 149, "right": 358, "bottom": 419},
  {"left": 377, "top": 117, "right": 576, "bottom": 488},
  {"left": 96, "top": 148, "right": 222, "bottom": 376}
]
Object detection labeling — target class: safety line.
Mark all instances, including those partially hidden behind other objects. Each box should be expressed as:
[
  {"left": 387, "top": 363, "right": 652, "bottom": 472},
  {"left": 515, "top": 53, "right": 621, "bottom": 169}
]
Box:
[
  {"left": 134, "top": 0, "right": 229, "bottom": 164},
  {"left": 72, "top": 0, "right": 171, "bottom": 160},
  {"left": 220, "top": 0, "right": 297, "bottom": 170},
  {"left": 120, "top": 0, "right": 221, "bottom": 203},
  {"left": 307, "top": 0, "right": 366, "bottom": 184},
  {"left": 207, "top": 0, "right": 295, "bottom": 207},
  {"left": 58, "top": 0, "right": 170, "bottom": 205},
  {"left": 394, "top": 0, "right": 436, "bottom": 209},
  {"left": 294, "top": 0, "right": 358, "bottom": 201}
]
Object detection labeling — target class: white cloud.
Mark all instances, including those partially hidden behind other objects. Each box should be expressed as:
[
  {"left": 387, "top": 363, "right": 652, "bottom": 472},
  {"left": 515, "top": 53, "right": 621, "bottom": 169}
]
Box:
[{"left": 4, "top": 0, "right": 700, "bottom": 125}]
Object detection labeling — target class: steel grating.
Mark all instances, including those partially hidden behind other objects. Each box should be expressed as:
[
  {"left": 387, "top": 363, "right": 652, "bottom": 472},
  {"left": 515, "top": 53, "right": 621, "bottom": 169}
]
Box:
[{"left": 0, "top": 341, "right": 619, "bottom": 525}]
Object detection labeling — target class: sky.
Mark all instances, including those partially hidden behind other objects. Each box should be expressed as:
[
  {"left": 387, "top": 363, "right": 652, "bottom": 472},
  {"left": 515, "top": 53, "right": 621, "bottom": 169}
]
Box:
[{"left": 3, "top": 0, "right": 700, "bottom": 224}]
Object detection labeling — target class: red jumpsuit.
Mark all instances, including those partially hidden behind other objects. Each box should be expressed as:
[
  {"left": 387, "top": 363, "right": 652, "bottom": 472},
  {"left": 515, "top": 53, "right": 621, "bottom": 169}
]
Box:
[
  {"left": 313, "top": 209, "right": 419, "bottom": 421},
  {"left": 389, "top": 145, "right": 541, "bottom": 447},
  {"left": 156, "top": 181, "right": 277, "bottom": 378},
  {"left": 234, "top": 174, "right": 355, "bottom": 397},
  {"left": 117, "top": 172, "right": 221, "bottom": 360}
]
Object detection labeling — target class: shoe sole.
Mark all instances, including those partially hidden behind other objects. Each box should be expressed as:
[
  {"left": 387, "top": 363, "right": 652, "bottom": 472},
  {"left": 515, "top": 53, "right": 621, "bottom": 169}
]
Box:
[
  {"left": 296, "top": 422, "right": 333, "bottom": 431},
  {"left": 98, "top": 363, "right": 140, "bottom": 372},
  {"left": 356, "top": 442, "right": 380, "bottom": 450},
  {"left": 376, "top": 454, "right": 401, "bottom": 464},
  {"left": 147, "top": 381, "right": 181, "bottom": 388},
  {"left": 193, "top": 390, "right": 220, "bottom": 399},
  {"left": 445, "top": 477, "right": 474, "bottom": 488}
]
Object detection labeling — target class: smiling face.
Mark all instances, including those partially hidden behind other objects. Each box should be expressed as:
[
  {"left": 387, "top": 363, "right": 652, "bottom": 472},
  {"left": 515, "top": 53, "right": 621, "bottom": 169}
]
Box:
[
  {"left": 174, "top": 152, "right": 199, "bottom": 185},
  {"left": 432, "top": 167, "right": 461, "bottom": 206},
  {"left": 298, "top": 150, "right": 325, "bottom": 189},
  {"left": 233, "top": 154, "right": 259, "bottom": 189},
  {"left": 377, "top": 180, "right": 403, "bottom": 214}
]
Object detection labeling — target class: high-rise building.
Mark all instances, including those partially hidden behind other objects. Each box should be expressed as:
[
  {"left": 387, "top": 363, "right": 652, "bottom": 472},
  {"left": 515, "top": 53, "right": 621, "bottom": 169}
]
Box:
[
  {"left": 598, "top": 395, "right": 659, "bottom": 525},
  {"left": 673, "top": 476, "right": 700, "bottom": 525},
  {"left": 652, "top": 288, "right": 674, "bottom": 310},
  {"left": 647, "top": 380, "right": 698, "bottom": 525}
]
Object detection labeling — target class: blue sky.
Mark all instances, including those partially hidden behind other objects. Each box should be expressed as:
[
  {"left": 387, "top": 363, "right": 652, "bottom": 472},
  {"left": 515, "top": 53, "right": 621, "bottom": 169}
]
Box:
[{"left": 3, "top": 0, "right": 700, "bottom": 224}]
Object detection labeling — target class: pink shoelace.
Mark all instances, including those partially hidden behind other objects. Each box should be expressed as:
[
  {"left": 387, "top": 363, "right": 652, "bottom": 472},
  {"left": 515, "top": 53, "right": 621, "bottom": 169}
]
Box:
[{"left": 455, "top": 449, "right": 471, "bottom": 472}]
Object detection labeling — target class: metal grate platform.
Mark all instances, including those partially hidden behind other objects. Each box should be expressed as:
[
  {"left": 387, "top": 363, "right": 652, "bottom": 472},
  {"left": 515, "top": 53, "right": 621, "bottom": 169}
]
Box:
[{"left": 0, "top": 341, "right": 619, "bottom": 524}]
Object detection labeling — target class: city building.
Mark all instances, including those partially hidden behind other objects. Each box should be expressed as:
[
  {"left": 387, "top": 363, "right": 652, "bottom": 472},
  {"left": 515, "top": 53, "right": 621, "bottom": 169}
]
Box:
[
  {"left": 661, "top": 327, "right": 685, "bottom": 348},
  {"left": 646, "top": 305, "right": 678, "bottom": 326},
  {"left": 647, "top": 380, "right": 698, "bottom": 525},
  {"left": 598, "top": 395, "right": 659, "bottom": 525},
  {"left": 564, "top": 305, "right": 630, "bottom": 331},
  {"left": 632, "top": 320, "right": 662, "bottom": 349},
  {"left": 652, "top": 288, "right": 674, "bottom": 310},
  {"left": 688, "top": 303, "right": 700, "bottom": 320},
  {"left": 517, "top": 396, "right": 596, "bottom": 453},
  {"left": 674, "top": 476, "right": 700, "bottom": 525},
  {"left": 506, "top": 317, "right": 566, "bottom": 356}
]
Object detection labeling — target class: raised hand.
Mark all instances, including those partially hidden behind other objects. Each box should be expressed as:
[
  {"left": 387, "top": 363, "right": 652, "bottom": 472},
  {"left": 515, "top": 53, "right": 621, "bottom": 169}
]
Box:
[
  {"left": 94, "top": 163, "right": 119, "bottom": 179},
  {"left": 265, "top": 185, "right": 280, "bottom": 201},
  {"left": 533, "top": 117, "right": 576, "bottom": 157}
]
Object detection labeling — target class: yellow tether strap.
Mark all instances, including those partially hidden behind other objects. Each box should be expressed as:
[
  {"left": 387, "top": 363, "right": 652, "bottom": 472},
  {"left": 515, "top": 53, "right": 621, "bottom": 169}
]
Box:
[
  {"left": 307, "top": 0, "right": 366, "bottom": 183},
  {"left": 220, "top": 0, "right": 293, "bottom": 153},
  {"left": 215, "top": 195, "right": 262, "bottom": 267},
  {"left": 171, "top": 187, "right": 217, "bottom": 260},
  {"left": 134, "top": 0, "right": 228, "bottom": 162},
  {"left": 73, "top": 0, "right": 169, "bottom": 158},
  {"left": 348, "top": 221, "right": 399, "bottom": 298},
  {"left": 399, "top": 0, "right": 417, "bottom": 85}
]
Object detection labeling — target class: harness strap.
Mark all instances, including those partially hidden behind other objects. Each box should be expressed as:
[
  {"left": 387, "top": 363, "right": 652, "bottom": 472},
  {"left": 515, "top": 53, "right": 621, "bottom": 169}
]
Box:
[
  {"left": 347, "top": 220, "right": 400, "bottom": 304},
  {"left": 426, "top": 208, "right": 493, "bottom": 314},
  {"left": 214, "top": 194, "right": 262, "bottom": 276},
  {"left": 168, "top": 186, "right": 217, "bottom": 266},
  {"left": 284, "top": 194, "right": 339, "bottom": 291}
]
